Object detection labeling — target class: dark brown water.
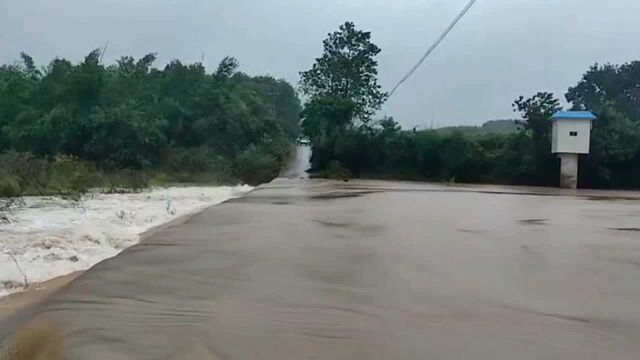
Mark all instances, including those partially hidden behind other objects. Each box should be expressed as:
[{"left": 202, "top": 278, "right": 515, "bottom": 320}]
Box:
[{"left": 3, "top": 158, "right": 640, "bottom": 358}]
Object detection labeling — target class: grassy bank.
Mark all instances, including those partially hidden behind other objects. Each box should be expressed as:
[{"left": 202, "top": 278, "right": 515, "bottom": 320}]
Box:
[{"left": 0, "top": 146, "right": 294, "bottom": 201}]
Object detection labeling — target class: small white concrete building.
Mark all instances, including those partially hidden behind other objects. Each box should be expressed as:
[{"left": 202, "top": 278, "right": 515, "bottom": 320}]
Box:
[{"left": 550, "top": 111, "right": 597, "bottom": 189}]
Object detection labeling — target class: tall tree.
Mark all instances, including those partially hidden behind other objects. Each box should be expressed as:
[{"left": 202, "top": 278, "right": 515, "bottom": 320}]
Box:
[
  {"left": 565, "top": 62, "right": 640, "bottom": 187},
  {"left": 214, "top": 56, "right": 239, "bottom": 81},
  {"left": 513, "top": 92, "right": 561, "bottom": 143},
  {"left": 565, "top": 62, "right": 640, "bottom": 121},
  {"left": 513, "top": 92, "right": 562, "bottom": 185},
  {"left": 300, "top": 21, "right": 387, "bottom": 124}
]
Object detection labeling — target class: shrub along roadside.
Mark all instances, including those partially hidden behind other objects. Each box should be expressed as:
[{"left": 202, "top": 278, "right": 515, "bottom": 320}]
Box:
[
  {"left": 0, "top": 146, "right": 296, "bottom": 200},
  {"left": 307, "top": 127, "right": 547, "bottom": 185}
]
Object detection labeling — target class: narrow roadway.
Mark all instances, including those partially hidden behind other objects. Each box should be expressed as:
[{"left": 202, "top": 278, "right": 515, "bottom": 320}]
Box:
[{"left": 2, "top": 150, "right": 640, "bottom": 359}]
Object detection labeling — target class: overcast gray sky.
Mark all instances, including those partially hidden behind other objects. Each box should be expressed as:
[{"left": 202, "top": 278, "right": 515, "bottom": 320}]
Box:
[{"left": 2, "top": 0, "right": 640, "bottom": 127}]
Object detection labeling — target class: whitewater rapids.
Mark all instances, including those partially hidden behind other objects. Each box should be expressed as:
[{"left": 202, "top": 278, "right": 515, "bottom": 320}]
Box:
[{"left": 0, "top": 186, "right": 251, "bottom": 297}]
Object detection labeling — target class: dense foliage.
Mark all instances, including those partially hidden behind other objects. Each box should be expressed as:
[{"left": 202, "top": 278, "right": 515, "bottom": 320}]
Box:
[
  {"left": 435, "top": 119, "right": 520, "bottom": 136},
  {"left": 300, "top": 22, "right": 387, "bottom": 124},
  {"left": 302, "top": 23, "right": 640, "bottom": 189},
  {"left": 0, "top": 51, "right": 301, "bottom": 194},
  {"left": 299, "top": 21, "right": 388, "bottom": 175}
]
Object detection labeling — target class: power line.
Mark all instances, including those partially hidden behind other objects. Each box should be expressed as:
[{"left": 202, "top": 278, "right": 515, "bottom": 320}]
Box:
[
  {"left": 99, "top": 40, "right": 110, "bottom": 64},
  {"left": 388, "top": 0, "right": 479, "bottom": 98}
]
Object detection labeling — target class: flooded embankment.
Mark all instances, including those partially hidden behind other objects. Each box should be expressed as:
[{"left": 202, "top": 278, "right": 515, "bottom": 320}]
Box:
[{"left": 2, "top": 156, "right": 640, "bottom": 358}]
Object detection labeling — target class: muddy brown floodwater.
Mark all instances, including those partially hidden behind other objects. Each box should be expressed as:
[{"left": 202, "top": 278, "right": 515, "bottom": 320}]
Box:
[{"left": 2, "top": 154, "right": 640, "bottom": 359}]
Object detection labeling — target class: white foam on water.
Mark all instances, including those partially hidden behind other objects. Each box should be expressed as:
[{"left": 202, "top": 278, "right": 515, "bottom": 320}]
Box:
[{"left": 0, "top": 185, "right": 251, "bottom": 298}]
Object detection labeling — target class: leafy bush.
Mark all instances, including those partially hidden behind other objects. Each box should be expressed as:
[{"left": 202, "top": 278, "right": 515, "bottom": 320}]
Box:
[
  {"left": 0, "top": 176, "right": 24, "bottom": 224},
  {"left": 0, "top": 176, "right": 22, "bottom": 198},
  {"left": 0, "top": 151, "right": 50, "bottom": 193},
  {"left": 164, "top": 146, "right": 221, "bottom": 173},
  {"left": 233, "top": 146, "right": 280, "bottom": 186},
  {"left": 325, "top": 160, "right": 352, "bottom": 180},
  {"left": 47, "top": 156, "right": 98, "bottom": 200},
  {"left": 100, "top": 169, "right": 151, "bottom": 193}
]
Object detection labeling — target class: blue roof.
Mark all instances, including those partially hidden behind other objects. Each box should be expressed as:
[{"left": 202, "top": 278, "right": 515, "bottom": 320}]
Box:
[{"left": 551, "top": 111, "right": 597, "bottom": 121}]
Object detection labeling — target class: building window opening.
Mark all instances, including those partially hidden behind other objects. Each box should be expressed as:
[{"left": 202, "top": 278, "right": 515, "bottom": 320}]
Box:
[{"left": 569, "top": 131, "right": 578, "bottom": 137}]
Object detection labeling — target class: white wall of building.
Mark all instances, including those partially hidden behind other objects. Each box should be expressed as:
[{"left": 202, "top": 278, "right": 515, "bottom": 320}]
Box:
[{"left": 551, "top": 119, "right": 592, "bottom": 154}]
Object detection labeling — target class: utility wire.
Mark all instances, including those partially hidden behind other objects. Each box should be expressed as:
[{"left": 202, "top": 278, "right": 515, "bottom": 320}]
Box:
[
  {"left": 99, "top": 40, "right": 110, "bottom": 64},
  {"left": 388, "top": 0, "right": 479, "bottom": 98}
]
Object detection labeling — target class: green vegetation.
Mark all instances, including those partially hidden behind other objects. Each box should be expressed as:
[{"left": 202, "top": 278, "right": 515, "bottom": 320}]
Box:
[
  {"left": 0, "top": 51, "right": 301, "bottom": 198},
  {"left": 302, "top": 23, "right": 640, "bottom": 189},
  {"left": 3, "top": 25, "right": 638, "bottom": 193},
  {"left": 435, "top": 119, "right": 520, "bottom": 135}
]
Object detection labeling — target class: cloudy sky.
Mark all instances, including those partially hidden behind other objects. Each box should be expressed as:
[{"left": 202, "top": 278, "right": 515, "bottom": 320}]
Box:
[{"left": 2, "top": 0, "right": 639, "bottom": 127}]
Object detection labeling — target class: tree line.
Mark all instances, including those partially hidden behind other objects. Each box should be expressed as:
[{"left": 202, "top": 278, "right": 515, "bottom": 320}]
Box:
[
  {"left": 0, "top": 51, "right": 301, "bottom": 196},
  {"left": 2, "top": 23, "right": 638, "bottom": 195},
  {"left": 301, "top": 22, "right": 640, "bottom": 189}
]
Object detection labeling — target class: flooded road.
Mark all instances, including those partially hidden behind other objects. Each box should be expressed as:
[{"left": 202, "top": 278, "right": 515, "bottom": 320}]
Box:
[{"left": 3, "top": 173, "right": 640, "bottom": 358}]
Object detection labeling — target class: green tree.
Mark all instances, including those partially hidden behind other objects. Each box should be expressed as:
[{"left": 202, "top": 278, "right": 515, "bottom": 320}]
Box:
[
  {"left": 300, "top": 21, "right": 387, "bottom": 124},
  {"left": 513, "top": 92, "right": 561, "bottom": 143},
  {"left": 512, "top": 92, "right": 561, "bottom": 185},
  {"left": 215, "top": 56, "right": 239, "bottom": 81},
  {"left": 300, "top": 22, "right": 387, "bottom": 170},
  {"left": 300, "top": 96, "right": 355, "bottom": 168},
  {"left": 564, "top": 62, "right": 640, "bottom": 188},
  {"left": 0, "top": 50, "right": 301, "bottom": 187},
  {"left": 566, "top": 62, "right": 640, "bottom": 121}
]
